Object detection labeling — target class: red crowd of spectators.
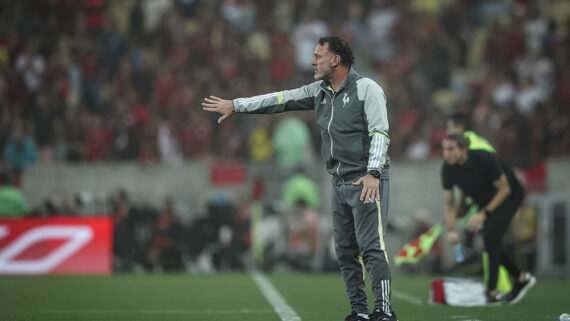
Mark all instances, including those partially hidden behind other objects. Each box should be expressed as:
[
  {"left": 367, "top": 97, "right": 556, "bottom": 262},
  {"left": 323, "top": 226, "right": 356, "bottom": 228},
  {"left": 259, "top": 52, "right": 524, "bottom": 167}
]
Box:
[{"left": 0, "top": 0, "right": 569, "bottom": 174}]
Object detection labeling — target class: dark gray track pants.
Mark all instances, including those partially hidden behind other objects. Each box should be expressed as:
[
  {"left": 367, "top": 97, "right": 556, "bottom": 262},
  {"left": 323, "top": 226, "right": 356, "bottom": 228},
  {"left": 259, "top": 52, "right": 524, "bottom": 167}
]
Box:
[{"left": 332, "top": 177, "right": 392, "bottom": 315}]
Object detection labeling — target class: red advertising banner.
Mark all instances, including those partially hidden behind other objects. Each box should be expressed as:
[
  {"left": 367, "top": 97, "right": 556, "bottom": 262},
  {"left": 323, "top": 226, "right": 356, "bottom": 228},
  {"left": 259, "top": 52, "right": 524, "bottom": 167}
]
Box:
[{"left": 0, "top": 217, "right": 112, "bottom": 275}]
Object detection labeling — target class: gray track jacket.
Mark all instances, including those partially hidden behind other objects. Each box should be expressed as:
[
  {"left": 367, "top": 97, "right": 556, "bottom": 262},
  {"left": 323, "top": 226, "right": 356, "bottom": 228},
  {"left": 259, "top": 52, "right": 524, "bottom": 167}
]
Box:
[{"left": 233, "top": 69, "right": 390, "bottom": 181}]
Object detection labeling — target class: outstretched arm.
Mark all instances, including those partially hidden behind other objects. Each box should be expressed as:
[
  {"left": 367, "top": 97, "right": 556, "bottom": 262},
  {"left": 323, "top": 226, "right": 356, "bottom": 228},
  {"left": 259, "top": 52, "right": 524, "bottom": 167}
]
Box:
[
  {"left": 202, "top": 96, "right": 235, "bottom": 124},
  {"left": 203, "top": 82, "right": 321, "bottom": 123}
]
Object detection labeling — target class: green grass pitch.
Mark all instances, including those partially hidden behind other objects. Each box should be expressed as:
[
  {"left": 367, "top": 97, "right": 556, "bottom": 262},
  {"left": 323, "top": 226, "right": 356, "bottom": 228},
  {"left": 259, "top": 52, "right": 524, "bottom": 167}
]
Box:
[{"left": 0, "top": 273, "right": 567, "bottom": 321}]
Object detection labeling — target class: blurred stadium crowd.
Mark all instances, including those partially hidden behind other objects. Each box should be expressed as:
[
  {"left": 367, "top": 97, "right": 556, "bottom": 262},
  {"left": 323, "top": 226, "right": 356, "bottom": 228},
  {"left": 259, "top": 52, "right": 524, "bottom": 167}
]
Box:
[
  {"left": 0, "top": 0, "right": 569, "bottom": 272},
  {"left": 1, "top": 0, "right": 569, "bottom": 176}
]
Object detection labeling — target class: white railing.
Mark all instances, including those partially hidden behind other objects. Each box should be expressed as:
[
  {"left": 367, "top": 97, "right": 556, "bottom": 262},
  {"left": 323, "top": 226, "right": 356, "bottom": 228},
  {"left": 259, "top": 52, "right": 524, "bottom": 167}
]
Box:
[{"left": 529, "top": 193, "right": 570, "bottom": 277}]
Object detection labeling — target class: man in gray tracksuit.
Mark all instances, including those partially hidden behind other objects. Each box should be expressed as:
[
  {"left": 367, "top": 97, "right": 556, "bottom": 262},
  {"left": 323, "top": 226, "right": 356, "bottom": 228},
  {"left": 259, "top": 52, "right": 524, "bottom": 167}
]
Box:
[{"left": 203, "top": 36, "right": 397, "bottom": 321}]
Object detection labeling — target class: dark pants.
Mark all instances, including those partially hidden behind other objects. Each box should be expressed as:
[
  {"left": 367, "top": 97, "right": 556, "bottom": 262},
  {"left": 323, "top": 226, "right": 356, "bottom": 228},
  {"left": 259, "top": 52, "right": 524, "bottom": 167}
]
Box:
[
  {"left": 482, "top": 188, "right": 524, "bottom": 291},
  {"left": 332, "top": 177, "right": 392, "bottom": 315}
]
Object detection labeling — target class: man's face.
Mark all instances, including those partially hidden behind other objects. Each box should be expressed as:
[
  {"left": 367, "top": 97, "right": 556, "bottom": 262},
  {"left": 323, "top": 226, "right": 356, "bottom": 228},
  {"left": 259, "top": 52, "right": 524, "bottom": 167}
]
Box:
[
  {"left": 446, "top": 120, "right": 464, "bottom": 135},
  {"left": 442, "top": 139, "right": 467, "bottom": 165},
  {"left": 311, "top": 43, "right": 337, "bottom": 81}
]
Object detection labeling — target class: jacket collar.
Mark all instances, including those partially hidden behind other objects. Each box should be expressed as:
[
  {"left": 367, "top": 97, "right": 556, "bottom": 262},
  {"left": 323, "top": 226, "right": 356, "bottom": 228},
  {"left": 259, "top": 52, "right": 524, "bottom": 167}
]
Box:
[{"left": 320, "top": 68, "right": 359, "bottom": 94}]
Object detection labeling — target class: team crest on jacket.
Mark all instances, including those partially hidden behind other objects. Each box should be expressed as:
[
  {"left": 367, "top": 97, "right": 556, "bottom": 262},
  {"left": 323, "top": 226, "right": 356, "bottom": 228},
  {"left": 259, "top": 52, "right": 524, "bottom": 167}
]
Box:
[
  {"left": 320, "top": 97, "right": 326, "bottom": 104},
  {"left": 342, "top": 93, "right": 349, "bottom": 107}
]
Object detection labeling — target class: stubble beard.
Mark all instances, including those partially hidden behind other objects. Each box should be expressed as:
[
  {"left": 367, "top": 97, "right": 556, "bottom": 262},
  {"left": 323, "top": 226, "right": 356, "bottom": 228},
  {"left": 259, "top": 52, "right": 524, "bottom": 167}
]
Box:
[{"left": 314, "top": 68, "right": 333, "bottom": 82}]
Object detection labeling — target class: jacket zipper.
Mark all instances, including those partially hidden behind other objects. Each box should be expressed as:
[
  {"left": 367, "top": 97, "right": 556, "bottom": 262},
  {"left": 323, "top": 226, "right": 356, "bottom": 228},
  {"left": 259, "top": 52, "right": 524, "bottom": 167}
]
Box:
[
  {"left": 325, "top": 90, "right": 344, "bottom": 182},
  {"left": 327, "top": 92, "right": 335, "bottom": 158}
]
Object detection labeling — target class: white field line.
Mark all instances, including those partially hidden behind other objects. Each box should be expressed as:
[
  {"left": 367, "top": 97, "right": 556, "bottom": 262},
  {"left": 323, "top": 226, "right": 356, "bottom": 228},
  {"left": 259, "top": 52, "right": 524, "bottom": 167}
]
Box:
[
  {"left": 251, "top": 271, "right": 302, "bottom": 321},
  {"left": 391, "top": 288, "right": 424, "bottom": 305},
  {"left": 42, "top": 309, "right": 273, "bottom": 314}
]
